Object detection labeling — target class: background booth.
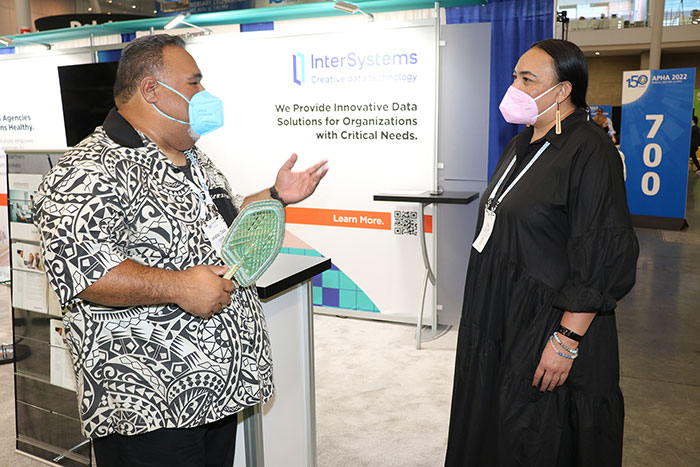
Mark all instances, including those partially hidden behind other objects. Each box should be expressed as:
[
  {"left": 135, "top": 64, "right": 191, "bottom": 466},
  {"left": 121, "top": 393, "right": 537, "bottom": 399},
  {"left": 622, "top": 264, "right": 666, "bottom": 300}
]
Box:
[{"left": 0, "top": 2, "right": 498, "bottom": 331}]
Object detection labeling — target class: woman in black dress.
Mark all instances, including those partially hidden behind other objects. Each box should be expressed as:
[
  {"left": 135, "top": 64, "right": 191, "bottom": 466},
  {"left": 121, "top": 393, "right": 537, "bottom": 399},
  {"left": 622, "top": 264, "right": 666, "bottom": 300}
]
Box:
[{"left": 445, "top": 40, "right": 639, "bottom": 466}]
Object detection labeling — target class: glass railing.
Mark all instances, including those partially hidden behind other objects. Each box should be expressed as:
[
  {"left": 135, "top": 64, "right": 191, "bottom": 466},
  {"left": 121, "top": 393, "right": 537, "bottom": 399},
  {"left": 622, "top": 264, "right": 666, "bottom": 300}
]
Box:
[
  {"left": 567, "top": 16, "right": 646, "bottom": 31},
  {"left": 660, "top": 8, "right": 700, "bottom": 26},
  {"left": 558, "top": 1, "right": 700, "bottom": 31}
]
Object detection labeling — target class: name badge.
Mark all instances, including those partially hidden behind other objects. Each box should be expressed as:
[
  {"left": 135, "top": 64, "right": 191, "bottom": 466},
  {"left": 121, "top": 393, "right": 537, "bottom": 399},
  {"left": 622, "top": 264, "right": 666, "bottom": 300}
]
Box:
[
  {"left": 204, "top": 216, "right": 228, "bottom": 254},
  {"left": 472, "top": 208, "right": 496, "bottom": 253}
]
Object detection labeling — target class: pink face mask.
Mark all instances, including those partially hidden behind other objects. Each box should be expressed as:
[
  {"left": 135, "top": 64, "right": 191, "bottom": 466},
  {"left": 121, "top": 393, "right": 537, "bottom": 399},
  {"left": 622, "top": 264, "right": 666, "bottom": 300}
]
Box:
[{"left": 498, "top": 83, "right": 561, "bottom": 125}]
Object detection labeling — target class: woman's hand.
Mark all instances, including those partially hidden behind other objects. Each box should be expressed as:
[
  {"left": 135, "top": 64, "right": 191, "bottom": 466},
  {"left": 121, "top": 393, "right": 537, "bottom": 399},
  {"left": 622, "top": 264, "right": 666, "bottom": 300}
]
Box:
[{"left": 532, "top": 336, "right": 577, "bottom": 392}]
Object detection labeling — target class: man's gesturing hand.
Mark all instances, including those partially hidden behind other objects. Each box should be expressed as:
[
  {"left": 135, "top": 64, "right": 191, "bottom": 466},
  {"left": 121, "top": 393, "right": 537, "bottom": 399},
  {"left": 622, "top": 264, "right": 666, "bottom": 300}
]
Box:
[
  {"left": 274, "top": 153, "right": 328, "bottom": 205},
  {"left": 176, "top": 265, "right": 236, "bottom": 319}
]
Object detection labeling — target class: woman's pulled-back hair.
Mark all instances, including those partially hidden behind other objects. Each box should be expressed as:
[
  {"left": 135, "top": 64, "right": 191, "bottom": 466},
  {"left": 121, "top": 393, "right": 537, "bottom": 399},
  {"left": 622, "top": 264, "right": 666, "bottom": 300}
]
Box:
[{"left": 531, "top": 39, "right": 588, "bottom": 109}]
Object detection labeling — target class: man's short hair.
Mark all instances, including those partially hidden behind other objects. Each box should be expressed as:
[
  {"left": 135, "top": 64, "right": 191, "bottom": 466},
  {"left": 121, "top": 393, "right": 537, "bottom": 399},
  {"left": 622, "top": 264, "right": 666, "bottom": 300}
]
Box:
[
  {"left": 694, "top": 115, "right": 698, "bottom": 125},
  {"left": 113, "top": 34, "right": 186, "bottom": 104}
]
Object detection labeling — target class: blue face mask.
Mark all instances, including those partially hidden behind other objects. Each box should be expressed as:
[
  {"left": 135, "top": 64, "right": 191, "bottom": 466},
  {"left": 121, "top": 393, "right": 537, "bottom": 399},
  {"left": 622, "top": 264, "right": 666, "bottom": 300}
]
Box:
[{"left": 152, "top": 81, "right": 224, "bottom": 136}]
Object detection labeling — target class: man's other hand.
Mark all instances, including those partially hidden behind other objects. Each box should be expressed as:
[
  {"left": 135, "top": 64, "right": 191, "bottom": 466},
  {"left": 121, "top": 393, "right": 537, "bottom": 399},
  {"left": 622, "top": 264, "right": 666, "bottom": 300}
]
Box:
[{"left": 176, "top": 265, "right": 235, "bottom": 319}]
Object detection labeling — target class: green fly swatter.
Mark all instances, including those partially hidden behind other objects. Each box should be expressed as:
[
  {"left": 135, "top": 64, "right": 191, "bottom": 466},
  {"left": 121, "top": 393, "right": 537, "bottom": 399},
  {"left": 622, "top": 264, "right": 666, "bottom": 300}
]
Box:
[{"left": 221, "top": 200, "right": 285, "bottom": 286}]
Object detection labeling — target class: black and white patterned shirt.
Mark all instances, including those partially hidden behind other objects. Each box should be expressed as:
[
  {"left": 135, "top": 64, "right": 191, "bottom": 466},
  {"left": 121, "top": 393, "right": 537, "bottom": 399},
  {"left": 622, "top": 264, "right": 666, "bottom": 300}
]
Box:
[{"left": 34, "top": 108, "right": 274, "bottom": 438}]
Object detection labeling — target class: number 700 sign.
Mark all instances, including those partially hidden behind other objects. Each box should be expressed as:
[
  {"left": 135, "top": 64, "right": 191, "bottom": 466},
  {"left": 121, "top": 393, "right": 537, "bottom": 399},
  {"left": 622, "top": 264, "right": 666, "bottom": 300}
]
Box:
[
  {"left": 618, "top": 114, "right": 663, "bottom": 195},
  {"left": 620, "top": 67, "right": 694, "bottom": 223},
  {"left": 640, "top": 114, "right": 663, "bottom": 196}
]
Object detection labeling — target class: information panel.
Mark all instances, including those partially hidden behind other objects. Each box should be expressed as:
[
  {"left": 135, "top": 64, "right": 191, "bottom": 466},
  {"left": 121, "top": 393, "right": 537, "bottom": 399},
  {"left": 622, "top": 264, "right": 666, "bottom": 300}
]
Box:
[
  {"left": 0, "top": 51, "right": 90, "bottom": 284},
  {"left": 193, "top": 22, "right": 438, "bottom": 320},
  {"left": 620, "top": 67, "right": 696, "bottom": 223}
]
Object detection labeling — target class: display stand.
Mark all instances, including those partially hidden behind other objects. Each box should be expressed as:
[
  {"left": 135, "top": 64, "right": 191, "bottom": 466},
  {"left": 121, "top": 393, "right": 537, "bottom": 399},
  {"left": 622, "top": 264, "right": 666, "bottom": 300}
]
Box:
[
  {"left": 236, "top": 254, "right": 330, "bottom": 467},
  {"left": 373, "top": 190, "right": 478, "bottom": 349},
  {"left": 631, "top": 214, "right": 688, "bottom": 230},
  {"left": 6, "top": 149, "right": 89, "bottom": 466},
  {"left": 6, "top": 150, "right": 330, "bottom": 466}
]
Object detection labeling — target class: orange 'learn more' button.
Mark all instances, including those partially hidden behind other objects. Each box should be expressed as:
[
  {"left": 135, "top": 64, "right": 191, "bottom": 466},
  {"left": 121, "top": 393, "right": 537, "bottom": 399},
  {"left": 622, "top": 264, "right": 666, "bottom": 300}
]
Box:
[
  {"left": 285, "top": 207, "right": 390, "bottom": 230},
  {"left": 285, "top": 207, "right": 433, "bottom": 233}
]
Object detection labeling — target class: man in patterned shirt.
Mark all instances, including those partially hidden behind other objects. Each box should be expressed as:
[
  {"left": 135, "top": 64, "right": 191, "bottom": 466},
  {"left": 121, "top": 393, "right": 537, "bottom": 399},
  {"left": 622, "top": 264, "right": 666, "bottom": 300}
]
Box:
[{"left": 34, "top": 34, "right": 327, "bottom": 466}]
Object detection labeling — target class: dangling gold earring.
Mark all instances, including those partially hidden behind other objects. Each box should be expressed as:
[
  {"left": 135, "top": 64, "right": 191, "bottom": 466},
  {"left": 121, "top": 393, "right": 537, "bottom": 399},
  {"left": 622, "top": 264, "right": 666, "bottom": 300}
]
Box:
[{"left": 555, "top": 101, "right": 562, "bottom": 135}]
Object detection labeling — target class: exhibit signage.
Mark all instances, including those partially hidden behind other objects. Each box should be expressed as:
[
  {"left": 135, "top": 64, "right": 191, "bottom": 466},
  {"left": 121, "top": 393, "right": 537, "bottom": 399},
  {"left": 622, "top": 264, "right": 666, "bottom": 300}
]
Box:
[
  {"left": 0, "top": 151, "right": 7, "bottom": 282},
  {"left": 34, "top": 14, "right": 150, "bottom": 31},
  {"left": 0, "top": 19, "right": 449, "bottom": 322},
  {"left": 620, "top": 67, "right": 696, "bottom": 227},
  {"left": 156, "top": 0, "right": 251, "bottom": 15},
  {"left": 0, "top": 52, "right": 89, "bottom": 282},
  {"left": 0, "top": 54, "right": 89, "bottom": 150},
  {"left": 194, "top": 22, "right": 437, "bottom": 320}
]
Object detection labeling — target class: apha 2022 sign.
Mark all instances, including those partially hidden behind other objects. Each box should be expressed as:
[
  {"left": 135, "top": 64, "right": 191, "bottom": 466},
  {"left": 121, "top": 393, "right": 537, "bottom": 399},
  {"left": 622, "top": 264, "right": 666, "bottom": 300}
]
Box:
[{"left": 621, "top": 68, "right": 696, "bottom": 224}]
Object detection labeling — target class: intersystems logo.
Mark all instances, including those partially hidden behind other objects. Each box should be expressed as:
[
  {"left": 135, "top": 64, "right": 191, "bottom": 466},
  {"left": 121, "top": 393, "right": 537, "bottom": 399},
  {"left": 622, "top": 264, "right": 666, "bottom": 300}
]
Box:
[
  {"left": 293, "top": 52, "right": 305, "bottom": 86},
  {"left": 292, "top": 50, "right": 419, "bottom": 86}
]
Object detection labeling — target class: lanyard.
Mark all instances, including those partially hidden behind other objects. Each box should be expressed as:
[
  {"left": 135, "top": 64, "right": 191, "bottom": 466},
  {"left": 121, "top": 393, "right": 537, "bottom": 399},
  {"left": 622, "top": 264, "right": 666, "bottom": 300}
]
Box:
[
  {"left": 486, "top": 141, "right": 551, "bottom": 211},
  {"left": 184, "top": 149, "right": 214, "bottom": 219}
]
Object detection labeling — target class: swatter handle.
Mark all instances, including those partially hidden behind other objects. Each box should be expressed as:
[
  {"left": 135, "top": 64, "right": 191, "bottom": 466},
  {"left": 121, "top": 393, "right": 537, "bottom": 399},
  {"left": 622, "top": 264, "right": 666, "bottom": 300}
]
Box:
[{"left": 223, "top": 264, "right": 240, "bottom": 281}]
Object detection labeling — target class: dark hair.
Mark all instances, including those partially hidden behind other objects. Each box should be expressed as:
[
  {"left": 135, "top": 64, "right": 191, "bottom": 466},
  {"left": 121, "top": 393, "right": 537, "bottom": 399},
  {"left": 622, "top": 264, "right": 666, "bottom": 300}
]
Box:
[
  {"left": 694, "top": 115, "right": 698, "bottom": 124},
  {"left": 113, "top": 34, "right": 186, "bottom": 104},
  {"left": 531, "top": 39, "right": 588, "bottom": 109}
]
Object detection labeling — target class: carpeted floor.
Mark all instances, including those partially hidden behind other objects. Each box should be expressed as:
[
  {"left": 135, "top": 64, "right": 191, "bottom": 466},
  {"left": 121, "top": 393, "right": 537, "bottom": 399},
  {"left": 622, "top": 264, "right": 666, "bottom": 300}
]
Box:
[{"left": 313, "top": 316, "right": 457, "bottom": 467}]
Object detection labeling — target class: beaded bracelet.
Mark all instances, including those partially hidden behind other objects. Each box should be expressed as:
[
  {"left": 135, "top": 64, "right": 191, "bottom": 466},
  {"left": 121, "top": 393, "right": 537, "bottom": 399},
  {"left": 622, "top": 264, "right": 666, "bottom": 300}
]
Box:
[
  {"left": 553, "top": 332, "right": 579, "bottom": 355},
  {"left": 549, "top": 335, "right": 577, "bottom": 360}
]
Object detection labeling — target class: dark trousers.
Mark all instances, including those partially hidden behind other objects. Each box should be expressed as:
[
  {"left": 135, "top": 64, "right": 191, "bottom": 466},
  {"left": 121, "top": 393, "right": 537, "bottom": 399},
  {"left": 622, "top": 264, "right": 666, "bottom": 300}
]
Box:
[
  {"left": 92, "top": 415, "right": 238, "bottom": 467},
  {"left": 691, "top": 148, "right": 700, "bottom": 171}
]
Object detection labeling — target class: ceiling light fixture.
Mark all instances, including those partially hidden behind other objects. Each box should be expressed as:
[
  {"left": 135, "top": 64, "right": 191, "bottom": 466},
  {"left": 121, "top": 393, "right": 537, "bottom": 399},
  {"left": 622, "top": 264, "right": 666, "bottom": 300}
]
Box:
[
  {"left": 164, "top": 14, "right": 186, "bottom": 30},
  {"left": 164, "top": 13, "right": 212, "bottom": 35},
  {"left": 0, "top": 36, "right": 51, "bottom": 49},
  {"left": 334, "top": 1, "right": 374, "bottom": 21}
]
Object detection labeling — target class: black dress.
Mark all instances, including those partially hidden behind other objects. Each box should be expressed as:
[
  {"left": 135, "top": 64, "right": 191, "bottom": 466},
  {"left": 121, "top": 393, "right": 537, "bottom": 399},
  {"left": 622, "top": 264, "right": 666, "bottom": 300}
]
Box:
[{"left": 445, "top": 109, "right": 639, "bottom": 467}]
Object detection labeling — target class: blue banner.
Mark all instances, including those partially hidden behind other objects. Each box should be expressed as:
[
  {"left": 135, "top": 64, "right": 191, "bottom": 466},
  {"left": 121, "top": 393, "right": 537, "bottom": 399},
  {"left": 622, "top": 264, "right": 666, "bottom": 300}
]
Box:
[{"left": 620, "top": 67, "right": 696, "bottom": 220}]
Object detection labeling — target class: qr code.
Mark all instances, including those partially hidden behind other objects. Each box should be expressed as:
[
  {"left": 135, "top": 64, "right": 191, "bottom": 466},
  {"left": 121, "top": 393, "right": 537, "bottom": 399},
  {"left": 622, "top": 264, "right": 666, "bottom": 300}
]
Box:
[{"left": 393, "top": 210, "right": 418, "bottom": 235}]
